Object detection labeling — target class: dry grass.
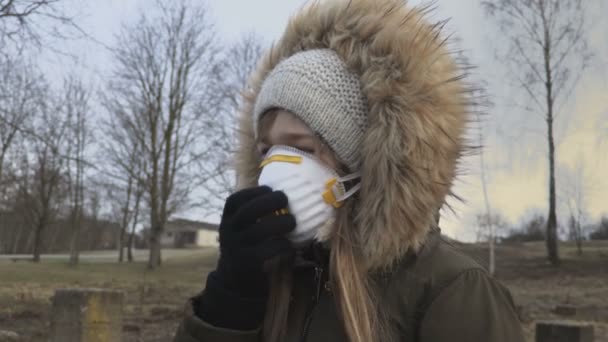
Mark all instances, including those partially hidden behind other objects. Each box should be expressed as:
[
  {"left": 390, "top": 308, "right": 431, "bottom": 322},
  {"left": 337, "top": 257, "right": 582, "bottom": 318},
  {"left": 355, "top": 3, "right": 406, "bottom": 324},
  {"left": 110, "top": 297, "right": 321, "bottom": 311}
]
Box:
[
  {"left": 1, "top": 242, "right": 607, "bottom": 341},
  {"left": 456, "top": 240, "right": 608, "bottom": 341},
  {"left": 0, "top": 248, "right": 218, "bottom": 342}
]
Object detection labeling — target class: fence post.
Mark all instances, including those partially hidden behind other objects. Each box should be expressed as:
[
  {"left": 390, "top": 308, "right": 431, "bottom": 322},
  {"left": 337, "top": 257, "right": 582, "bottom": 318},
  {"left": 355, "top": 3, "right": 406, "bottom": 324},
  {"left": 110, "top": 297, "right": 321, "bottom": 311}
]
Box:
[{"left": 50, "top": 288, "right": 124, "bottom": 342}]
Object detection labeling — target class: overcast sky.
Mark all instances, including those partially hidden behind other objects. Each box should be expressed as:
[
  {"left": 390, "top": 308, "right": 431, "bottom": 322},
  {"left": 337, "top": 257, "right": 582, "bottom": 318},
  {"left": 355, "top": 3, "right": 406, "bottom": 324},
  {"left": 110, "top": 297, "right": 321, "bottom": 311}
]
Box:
[{"left": 38, "top": 0, "right": 608, "bottom": 241}]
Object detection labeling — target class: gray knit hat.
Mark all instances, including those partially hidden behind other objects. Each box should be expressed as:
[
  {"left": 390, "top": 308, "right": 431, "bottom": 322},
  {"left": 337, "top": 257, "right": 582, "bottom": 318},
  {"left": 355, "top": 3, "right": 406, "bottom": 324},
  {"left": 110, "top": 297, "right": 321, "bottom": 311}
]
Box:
[{"left": 253, "top": 49, "right": 369, "bottom": 171}]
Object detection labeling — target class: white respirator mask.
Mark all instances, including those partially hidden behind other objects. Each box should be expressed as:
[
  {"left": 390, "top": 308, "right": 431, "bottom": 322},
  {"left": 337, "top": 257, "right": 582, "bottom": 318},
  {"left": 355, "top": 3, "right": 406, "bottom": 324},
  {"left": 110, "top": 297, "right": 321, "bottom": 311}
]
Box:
[{"left": 257, "top": 145, "right": 361, "bottom": 246}]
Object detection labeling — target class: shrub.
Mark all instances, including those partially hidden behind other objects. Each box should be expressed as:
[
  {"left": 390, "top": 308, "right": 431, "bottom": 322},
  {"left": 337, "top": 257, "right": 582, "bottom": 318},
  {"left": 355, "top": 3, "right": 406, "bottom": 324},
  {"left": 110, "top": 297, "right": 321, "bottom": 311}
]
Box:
[{"left": 589, "top": 217, "right": 608, "bottom": 240}]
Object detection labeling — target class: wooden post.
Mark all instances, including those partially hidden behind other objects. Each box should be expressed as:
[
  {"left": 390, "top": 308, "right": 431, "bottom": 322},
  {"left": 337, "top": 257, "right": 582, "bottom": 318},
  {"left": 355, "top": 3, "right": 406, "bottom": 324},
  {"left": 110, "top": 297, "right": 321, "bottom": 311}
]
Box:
[
  {"left": 536, "top": 321, "right": 594, "bottom": 342},
  {"left": 50, "top": 288, "right": 124, "bottom": 342}
]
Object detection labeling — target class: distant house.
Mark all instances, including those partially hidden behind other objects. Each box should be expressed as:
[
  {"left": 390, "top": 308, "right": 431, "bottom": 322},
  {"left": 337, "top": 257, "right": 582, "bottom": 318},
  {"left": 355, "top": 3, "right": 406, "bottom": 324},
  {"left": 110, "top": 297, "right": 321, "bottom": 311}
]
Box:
[{"left": 160, "top": 218, "right": 219, "bottom": 248}]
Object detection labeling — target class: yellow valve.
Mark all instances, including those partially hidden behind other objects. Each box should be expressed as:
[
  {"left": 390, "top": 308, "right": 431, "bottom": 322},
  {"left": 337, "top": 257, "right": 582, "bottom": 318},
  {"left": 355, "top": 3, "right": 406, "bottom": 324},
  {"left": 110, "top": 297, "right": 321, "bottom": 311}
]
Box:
[
  {"left": 273, "top": 208, "right": 290, "bottom": 216},
  {"left": 322, "top": 178, "right": 343, "bottom": 208}
]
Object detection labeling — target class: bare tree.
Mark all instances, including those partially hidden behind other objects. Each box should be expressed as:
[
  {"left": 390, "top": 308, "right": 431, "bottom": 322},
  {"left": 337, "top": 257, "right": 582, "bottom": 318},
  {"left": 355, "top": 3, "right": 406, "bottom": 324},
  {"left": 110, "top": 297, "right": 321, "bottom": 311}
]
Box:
[
  {"left": 104, "top": 182, "right": 132, "bottom": 262},
  {"left": 503, "top": 211, "right": 546, "bottom": 242},
  {"left": 60, "top": 76, "right": 90, "bottom": 265},
  {"left": 0, "top": 0, "right": 82, "bottom": 54},
  {"left": 559, "top": 160, "right": 589, "bottom": 255},
  {"left": 0, "top": 72, "right": 95, "bottom": 257},
  {"left": 100, "top": 122, "right": 147, "bottom": 263},
  {"left": 0, "top": 54, "right": 40, "bottom": 188},
  {"left": 483, "top": 0, "right": 592, "bottom": 265},
  {"left": 195, "top": 32, "right": 265, "bottom": 213},
  {"left": 80, "top": 187, "right": 102, "bottom": 251},
  {"left": 589, "top": 217, "right": 608, "bottom": 240},
  {"left": 99, "top": 88, "right": 146, "bottom": 263},
  {"left": 0, "top": 54, "right": 41, "bottom": 251},
  {"left": 476, "top": 115, "right": 497, "bottom": 276},
  {"left": 105, "top": 1, "right": 222, "bottom": 269},
  {"left": 127, "top": 176, "right": 144, "bottom": 262},
  {"left": 117, "top": 178, "right": 133, "bottom": 262},
  {"left": 26, "top": 90, "right": 69, "bottom": 261},
  {"left": 0, "top": 66, "right": 72, "bottom": 257},
  {"left": 476, "top": 212, "right": 509, "bottom": 242},
  {"left": 5, "top": 138, "right": 32, "bottom": 253}
]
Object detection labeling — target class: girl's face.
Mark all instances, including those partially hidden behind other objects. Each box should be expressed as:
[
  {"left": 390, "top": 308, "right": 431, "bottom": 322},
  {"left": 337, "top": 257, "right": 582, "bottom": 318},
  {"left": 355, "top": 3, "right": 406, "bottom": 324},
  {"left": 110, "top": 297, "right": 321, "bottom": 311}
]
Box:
[{"left": 256, "top": 109, "right": 339, "bottom": 171}]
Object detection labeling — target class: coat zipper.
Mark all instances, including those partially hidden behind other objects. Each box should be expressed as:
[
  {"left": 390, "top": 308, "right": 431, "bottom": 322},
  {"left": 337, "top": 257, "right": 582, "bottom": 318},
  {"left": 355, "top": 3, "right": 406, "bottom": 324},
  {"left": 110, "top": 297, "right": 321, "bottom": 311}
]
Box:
[{"left": 300, "top": 266, "right": 324, "bottom": 342}]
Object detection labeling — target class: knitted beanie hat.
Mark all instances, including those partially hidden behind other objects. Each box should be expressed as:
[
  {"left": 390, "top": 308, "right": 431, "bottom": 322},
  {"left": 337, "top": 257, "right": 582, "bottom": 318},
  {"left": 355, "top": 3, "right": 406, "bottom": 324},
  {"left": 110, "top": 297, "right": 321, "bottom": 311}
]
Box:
[{"left": 253, "top": 49, "right": 369, "bottom": 171}]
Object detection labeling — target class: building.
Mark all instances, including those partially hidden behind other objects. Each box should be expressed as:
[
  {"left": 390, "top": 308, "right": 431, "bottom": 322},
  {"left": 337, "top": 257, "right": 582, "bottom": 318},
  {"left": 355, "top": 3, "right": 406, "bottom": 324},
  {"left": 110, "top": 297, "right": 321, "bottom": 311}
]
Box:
[{"left": 160, "top": 218, "right": 219, "bottom": 248}]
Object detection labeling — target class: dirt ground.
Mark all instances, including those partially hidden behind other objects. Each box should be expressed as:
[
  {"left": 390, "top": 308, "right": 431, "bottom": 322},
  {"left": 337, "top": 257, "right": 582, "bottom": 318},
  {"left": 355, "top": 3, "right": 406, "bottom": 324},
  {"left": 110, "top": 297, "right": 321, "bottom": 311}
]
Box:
[{"left": 1, "top": 241, "right": 607, "bottom": 341}]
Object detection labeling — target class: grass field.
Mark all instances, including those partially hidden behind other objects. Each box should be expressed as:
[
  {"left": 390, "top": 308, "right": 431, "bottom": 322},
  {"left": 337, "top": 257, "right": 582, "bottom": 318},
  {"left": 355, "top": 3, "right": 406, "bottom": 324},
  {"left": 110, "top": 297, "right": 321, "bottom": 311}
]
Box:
[
  {"left": 0, "top": 249, "right": 217, "bottom": 342},
  {"left": 1, "top": 241, "right": 607, "bottom": 341}
]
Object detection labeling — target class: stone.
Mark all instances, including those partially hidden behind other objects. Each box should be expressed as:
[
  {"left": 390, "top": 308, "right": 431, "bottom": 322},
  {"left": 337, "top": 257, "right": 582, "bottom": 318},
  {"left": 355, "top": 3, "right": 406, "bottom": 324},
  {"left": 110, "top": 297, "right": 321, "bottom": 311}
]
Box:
[
  {"left": 553, "top": 305, "right": 577, "bottom": 317},
  {"left": 50, "top": 288, "right": 124, "bottom": 342},
  {"left": 122, "top": 323, "right": 141, "bottom": 333},
  {"left": 516, "top": 305, "right": 533, "bottom": 323},
  {"left": 0, "top": 330, "right": 19, "bottom": 342},
  {"left": 536, "top": 321, "right": 594, "bottom": 342}
]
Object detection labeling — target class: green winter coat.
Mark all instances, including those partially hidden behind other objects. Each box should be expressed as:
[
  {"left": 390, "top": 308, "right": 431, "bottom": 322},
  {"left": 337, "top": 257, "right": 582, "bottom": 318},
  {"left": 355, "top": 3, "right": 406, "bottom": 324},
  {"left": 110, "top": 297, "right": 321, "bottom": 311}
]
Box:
[
  {"left": 175, "top": 0, "right": 526, "bottom": 340},
  {"left": 173, "top": 231, "right": 525, "bottom": 342}
]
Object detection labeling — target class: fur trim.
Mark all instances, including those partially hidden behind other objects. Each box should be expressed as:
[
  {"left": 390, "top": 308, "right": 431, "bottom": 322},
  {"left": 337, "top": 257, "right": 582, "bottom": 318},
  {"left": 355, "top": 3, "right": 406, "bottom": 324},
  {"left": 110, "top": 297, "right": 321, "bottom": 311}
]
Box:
[{"left": 235, "top": 0, "right": 473, "bottom": 270}]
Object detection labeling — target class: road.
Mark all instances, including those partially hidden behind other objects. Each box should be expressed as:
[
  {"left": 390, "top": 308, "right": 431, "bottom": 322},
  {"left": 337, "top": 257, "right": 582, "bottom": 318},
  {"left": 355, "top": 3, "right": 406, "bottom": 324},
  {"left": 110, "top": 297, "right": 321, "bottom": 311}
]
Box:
[{"left": 0, "top": 248, "right": 211, "bottom": 263}]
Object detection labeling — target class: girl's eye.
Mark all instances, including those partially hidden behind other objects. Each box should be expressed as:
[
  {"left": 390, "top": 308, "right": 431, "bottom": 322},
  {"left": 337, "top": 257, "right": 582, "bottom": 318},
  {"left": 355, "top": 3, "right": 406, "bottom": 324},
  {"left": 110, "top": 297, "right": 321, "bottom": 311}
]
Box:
[{"left": 257, "top": 144, "right": 270, "bottom": 156}]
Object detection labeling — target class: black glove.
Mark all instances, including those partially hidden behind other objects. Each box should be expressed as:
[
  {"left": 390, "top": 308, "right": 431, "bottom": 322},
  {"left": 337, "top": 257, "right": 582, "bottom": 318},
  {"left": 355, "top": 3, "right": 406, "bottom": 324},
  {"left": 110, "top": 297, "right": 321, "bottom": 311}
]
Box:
[{"left": 193, "top": 186, "right": 296, "bottom": 330}]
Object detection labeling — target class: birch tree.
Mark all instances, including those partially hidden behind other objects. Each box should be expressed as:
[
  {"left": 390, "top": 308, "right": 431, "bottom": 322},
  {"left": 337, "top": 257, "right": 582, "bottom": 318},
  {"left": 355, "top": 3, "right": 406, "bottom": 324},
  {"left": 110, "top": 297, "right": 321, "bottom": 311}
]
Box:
[{"left": 483, "top": 0, "right": 592, "bottom": 265}]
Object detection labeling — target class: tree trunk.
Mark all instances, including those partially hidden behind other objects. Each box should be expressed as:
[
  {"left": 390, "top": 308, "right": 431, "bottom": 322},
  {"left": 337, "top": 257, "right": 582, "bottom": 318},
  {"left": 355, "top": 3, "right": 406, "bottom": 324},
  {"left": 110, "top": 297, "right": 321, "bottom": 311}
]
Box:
[
  {"left": 69, "top": 153, "right": 85, "bottom": 265},
  {"left": 128, "top": 185, "right": 142, "bottom": 263},
  {"left": 69, "top": 209, "right": 82, "bottom": 266},
  {"left": 576, "top": 222, "right": 583, "bottom": 256},
  {"left": 32, "top": 222, "right": 44, "bottom": 262},
  {"left": 47, "top": 223, "right": 60, "bottom": 253},
  {"left": 118, "top": 176, "right": 133, "bottom": 262},
  {"left": 25, "top": 227, "right": 35, "bottom": 255},
  {"left": 118, "top": 207, "right": 128, "bottom": 263},
  {"left": 0, "top": 213, "right": 6, "bottom": 254},
  {"left": 546, "top": 96, "right": 559, "bottom": 265},
  {"left": 118, "top": 231, "right": 125, "bottom": 262},
  {"left": 11, "top": 224, "right": 23, "bottom": 254},
  {"left": 148, "top": 228, "right": 162, "bottom": 269},
  {"left": 543, "top": 16, "right": 560, "bottom": 266},
  {"left": 118, "top": 205, "right": 129, "bottom": 262},
  {"left": 127, "top": 229, "right": 135, "bottom": 262},
  {"left": 547, "top": 108, "right": 559, "bottom": 265}
]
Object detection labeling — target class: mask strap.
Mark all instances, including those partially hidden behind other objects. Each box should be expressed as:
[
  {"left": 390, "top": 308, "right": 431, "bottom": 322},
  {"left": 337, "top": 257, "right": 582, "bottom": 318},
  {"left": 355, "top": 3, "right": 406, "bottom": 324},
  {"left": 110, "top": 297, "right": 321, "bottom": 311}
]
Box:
[
  {"left": 335, "top": 171, "right": 362, "bottom": 202},
  {"left": 336, "top": 182, "right": 361, "bottom": 202},
  {"left": 323, "top": 172, "right": 362, "bottom": 208},
  {"left": 337, "top": 171, "right": 361, "bottom": 183}
]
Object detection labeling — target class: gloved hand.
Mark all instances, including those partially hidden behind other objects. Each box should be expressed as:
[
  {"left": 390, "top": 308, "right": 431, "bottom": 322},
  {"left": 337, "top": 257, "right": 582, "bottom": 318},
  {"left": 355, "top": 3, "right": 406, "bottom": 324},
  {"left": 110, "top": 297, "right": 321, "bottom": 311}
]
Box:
[
  {"left": 193, "top": 186, "right": 296, "bottom": 330},
  {"left": 216, "top": 185, "right": 296, "bottom": 296}
]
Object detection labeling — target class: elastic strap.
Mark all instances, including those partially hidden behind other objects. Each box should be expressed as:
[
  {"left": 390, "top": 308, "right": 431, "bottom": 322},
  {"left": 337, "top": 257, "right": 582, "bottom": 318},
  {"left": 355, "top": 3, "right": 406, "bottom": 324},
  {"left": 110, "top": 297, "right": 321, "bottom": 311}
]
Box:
[
  {"left": 336, "top": 182, "right": 361, "bottom": 202},
  {"left": 337, "top": 171, "right": 361, "bottom": 183}
]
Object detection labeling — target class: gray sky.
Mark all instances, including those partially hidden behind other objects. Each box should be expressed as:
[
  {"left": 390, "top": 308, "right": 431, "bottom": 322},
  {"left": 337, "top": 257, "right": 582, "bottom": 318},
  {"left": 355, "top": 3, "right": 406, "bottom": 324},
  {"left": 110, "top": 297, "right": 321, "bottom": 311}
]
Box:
[{"left": 39, "top": 0, "right": 608, "bottom": 241}]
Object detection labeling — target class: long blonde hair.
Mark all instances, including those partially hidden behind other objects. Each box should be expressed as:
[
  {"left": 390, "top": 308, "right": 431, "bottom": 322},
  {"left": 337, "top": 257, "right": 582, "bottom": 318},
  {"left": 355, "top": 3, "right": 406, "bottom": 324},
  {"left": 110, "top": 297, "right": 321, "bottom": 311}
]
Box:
[
  {"left": 262, "top": 202, "right": 394, "bottom": 342},
  {"left": 258, "top": 111, "right": 394, "bottom": 342}
]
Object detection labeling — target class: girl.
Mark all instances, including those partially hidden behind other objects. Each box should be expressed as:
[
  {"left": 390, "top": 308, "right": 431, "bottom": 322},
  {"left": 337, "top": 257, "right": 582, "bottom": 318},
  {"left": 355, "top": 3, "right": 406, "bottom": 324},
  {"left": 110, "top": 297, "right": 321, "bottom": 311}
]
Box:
[{"left": 174, "top": 0, "right": 526, "bottom": 341}]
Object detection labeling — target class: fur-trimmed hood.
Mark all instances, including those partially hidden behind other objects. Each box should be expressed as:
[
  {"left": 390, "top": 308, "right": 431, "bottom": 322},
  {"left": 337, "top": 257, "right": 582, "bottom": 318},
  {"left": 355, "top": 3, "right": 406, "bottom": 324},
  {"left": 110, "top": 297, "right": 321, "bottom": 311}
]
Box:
[{"left": 235, "top": 0, "right": 472, "bottom": 270}]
